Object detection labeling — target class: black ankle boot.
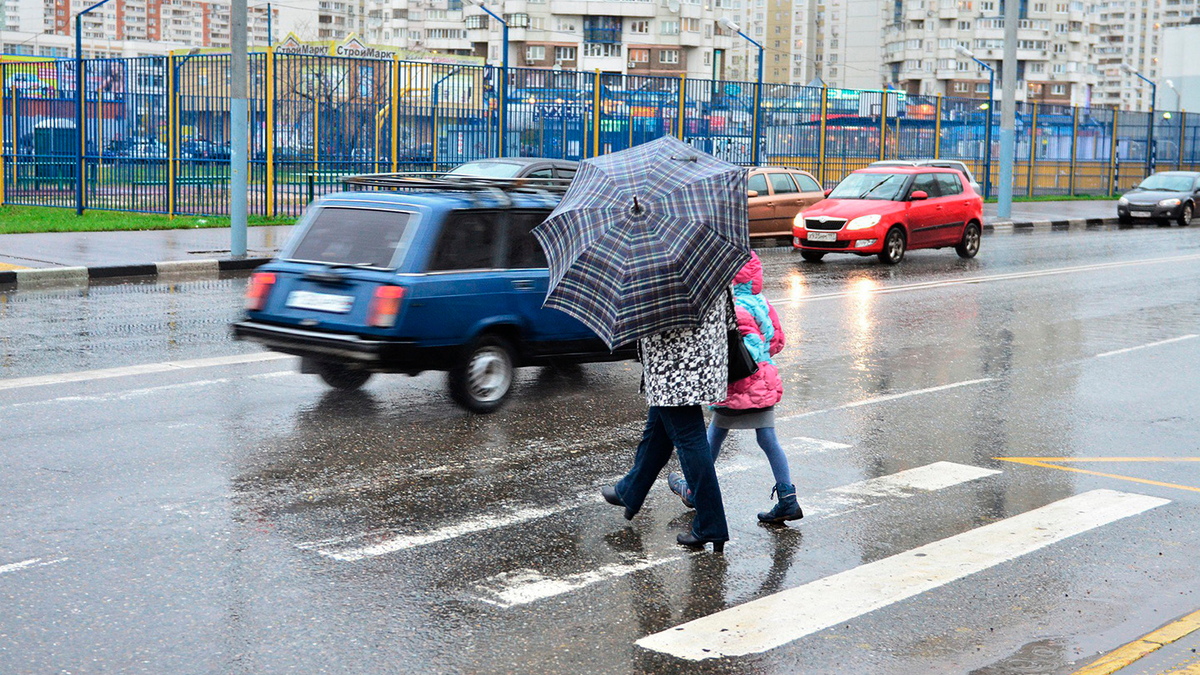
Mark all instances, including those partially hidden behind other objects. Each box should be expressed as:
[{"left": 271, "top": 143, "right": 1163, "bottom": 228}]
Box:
[
  {"left": 602, "top": 486, "right": 636, "bottom": 521},
  {"left": 677, "top": 531, "right": 727, "bottom": 553}
]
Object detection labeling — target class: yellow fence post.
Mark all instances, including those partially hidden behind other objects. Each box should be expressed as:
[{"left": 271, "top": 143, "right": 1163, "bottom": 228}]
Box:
[
  {"left": 313, "top": 98, "right": 320, "bottom": 165},
  {"left": 431, "top": 65, "right": 438, "bottom": 169},
  {"left": 266, "top": 47, "right": 276, "bottom": 217},
  {"left": 1109, "top": 108, "right": 1120, "bottom": 195},
  {"left": 677, "top": 74, "right": 686, "bottom": 139},
  {"left": 933, "top": 94, "right": 943, "bottom": 159},
  {"left": 818, "top": 87, "right": 828, "bottom": 186},
  {"left": 168, "top": 54, "right": 176, "bottom": 218},
  {"left": 1027, "top": 102, "right": 1038, "bottom": 198},
  {"left": 391, "top": 56, "right": 400, "bottom": 172},
  {"left": 878, "top": 91, "right": 887, "bottom": 161},
  {"left": 593, "top": 69, "right": 601, "bottom": 157},
  {"left": 1069, "top": 106, "right": 1079, "bottom": 197}
]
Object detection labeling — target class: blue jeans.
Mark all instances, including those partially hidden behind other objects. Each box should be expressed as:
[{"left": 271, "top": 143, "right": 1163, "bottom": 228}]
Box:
[
  {"left": 615, "top": 406, "right": 729, "bottom": 542},
  {"left": 708, "top": 422, "right": 793, "bottom": 487}
]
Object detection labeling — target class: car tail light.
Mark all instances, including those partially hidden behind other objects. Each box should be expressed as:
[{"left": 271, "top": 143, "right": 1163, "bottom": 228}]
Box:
[
  {"left": 367, "top": 285, "right": 405, "bottom": 328},
  {"left": 245, "top": 272, "right": 275, "bottom": 311}
]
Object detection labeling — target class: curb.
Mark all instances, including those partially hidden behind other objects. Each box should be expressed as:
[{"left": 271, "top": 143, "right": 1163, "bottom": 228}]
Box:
[
  {"left": 985, "top": 217, "right": 1121, "bottom": 232},
  {"left": 0, "top": 257, "right": 272, "bottom": 289}
]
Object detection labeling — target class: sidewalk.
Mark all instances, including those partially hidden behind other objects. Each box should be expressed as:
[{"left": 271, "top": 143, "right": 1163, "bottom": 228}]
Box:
[{"left": 0, "top": 198, "right": 1123, "bottom": 285}]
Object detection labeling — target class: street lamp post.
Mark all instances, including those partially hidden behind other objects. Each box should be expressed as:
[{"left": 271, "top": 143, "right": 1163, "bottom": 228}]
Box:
[
  {"left": 467, "top": 0, "right": 508, "bottom": 157},
  {"left": 719, "top": 17, "right": 763, "bottom": 166},
  {"left": 1166, "top": 79, "right": 1181, "bottom": 111},
  {"left": 956, "top": 45, "right": 994, "bottom": 199},
  {"left": 75, "top": 0, "right": 117, "bottom": 215},
  {"left": 1123, "top": 64, "right": 1157, "bottom": 175}
]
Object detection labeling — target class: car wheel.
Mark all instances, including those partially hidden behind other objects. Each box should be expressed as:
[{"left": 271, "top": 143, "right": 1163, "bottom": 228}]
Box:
[
  {"left": 314, "top": 361, "right": 372, "bottom": 390},
  {"left": 449, "top": 334, "right": 516, "bottom": 413},
  {"left": 1178, "top": 203, "right": 1194, "bottom": 227},
  {"left": 800, "top": 250, "right": 826, "bottom": 263},
  {"left": 956, "top": 222, "right": 981, "bottom": 259},
  {"left": 1118, "top": 213, "right": 1131, "bottom": 225},
  {"left": 877, "top": 227, "right": 906, "bottom": 265}
]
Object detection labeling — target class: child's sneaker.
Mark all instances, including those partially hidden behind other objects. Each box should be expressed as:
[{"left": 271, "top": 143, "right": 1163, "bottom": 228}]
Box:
[{"left": 667, "top": 471, "right": 694, "bottom": 509}]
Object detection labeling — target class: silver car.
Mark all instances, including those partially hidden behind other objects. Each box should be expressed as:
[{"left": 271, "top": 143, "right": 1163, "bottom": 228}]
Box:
[{"left": 871, "top": 159, "right": 983, "bottom": 195}]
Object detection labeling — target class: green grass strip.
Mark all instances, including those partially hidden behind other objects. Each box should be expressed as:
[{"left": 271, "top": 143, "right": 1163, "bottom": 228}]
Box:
[{"left": 0, "top": 206, "right": 294, "bottom": 235}]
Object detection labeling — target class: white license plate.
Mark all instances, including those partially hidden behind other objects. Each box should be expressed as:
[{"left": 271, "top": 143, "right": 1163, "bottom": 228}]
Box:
[
  {"left": 286, "top": 290, "right": 354, "bottom": 313},
  {"left": 807, "top": 231, "right": 837, "bottom": 242},
  {"left": 1131, "top": 211, "right": 1152, "bottom": 218}
]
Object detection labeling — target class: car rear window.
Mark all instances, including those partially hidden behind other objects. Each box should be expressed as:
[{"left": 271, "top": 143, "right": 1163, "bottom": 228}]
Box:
[
  {"left": 290, "top": 207, "right": 413, "bottom": 268},
  {"left": 794, "top": 173, "right": 822, "bottom": 192},
  {"left": 428, "top": 210, "right": 503, "bottom": 271},
  {"left": 447, "top": 161, "right": 524, "bottom": 178},
  {"left": 936, "top": 173, "right": 962, "bottom": 196},
  {"left": 508, "top": 211, "right": 552, "bottom": 268},
  {"left": 769, "top": 173, "right": 798, "bottom": 194}
]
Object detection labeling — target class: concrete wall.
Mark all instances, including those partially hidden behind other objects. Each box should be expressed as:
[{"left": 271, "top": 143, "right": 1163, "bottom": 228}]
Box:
[{"left": 1160, "top": 24, "right": 1200, "bottom": 112}]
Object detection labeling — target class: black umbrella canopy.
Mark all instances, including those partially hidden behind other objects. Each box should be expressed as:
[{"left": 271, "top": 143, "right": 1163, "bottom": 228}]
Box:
[{"left": 533, "top": 136, "right": 751, "bottom": 349}]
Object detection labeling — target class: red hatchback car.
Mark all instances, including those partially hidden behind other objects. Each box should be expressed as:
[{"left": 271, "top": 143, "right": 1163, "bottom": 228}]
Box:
[{"left": 792, "top": 166, "right": 984, "bottom": 264}]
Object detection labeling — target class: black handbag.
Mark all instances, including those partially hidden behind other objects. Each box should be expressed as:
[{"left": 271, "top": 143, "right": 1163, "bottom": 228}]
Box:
[{"left": 726, "top": 290, "right": 759, "bottom": 383}]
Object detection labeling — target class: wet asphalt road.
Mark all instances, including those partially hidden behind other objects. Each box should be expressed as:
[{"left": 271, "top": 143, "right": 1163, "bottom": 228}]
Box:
[{"left": 2, "top": 227, "right": 1199, "bottom": 675}]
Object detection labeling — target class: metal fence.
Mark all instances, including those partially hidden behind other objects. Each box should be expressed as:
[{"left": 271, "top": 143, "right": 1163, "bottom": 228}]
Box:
[{"left": 4, "top": 52, "right": 1200, "bottom": 218}]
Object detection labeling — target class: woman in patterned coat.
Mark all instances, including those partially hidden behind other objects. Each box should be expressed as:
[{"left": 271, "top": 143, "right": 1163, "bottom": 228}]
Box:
[{"left": 601, "top": 296, "right": 730, "bottom": 552}]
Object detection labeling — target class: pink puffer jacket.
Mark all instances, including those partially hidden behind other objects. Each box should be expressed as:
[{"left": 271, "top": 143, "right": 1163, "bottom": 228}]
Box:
[{"left": 713, "top": 253, "right": 785, "bottom": 410}]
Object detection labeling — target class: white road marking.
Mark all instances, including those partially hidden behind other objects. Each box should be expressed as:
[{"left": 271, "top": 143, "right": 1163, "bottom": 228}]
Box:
[
  {"left": 636, "top": 489, "right": 1169, "bottom": 661},
  {"left": 1095, "top": 334, "right": 1199, "bottom": 359},
  {"left": 790, "top": 436, "right": 853, "bottom": 452},
  {"left": 777, "top": 378, "right": 992, "bottom": 422},
  {"left": 477, "top": 556, "right": 686, "bottom": 608},
  {"left": 0, "top": 353, "right": 294, "bottom": 392},
  {"left": 0, "top": 369, "right": 296, "bottom": 410},
  {"left": 773, "top": 253, "right": 1200, "bottom": 307},
  {"left": 302, "top": 448, "right": 833, "bottom": 561},
  {"left": 471, "top": 462, "right": 1000, "bottom": 607},
  {"left": 0, "top": 557, "right": 68, "bottom": 576}
]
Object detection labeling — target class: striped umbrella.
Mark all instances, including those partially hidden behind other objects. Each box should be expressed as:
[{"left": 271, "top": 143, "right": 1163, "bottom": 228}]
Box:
[{"left": 532, "top": 135, "right": 751, "bottom": 350}]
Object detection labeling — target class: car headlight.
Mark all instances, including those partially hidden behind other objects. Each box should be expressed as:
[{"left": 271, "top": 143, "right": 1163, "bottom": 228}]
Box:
[
  {"left": 846, "top": 214, "right": 882, "bottom": 230},
  {"left": 1159, "top": 198, "right": 1181, "bottom": 207},
  {"left": 793, "top": 212, "right": 806, "bottom": 228},
  {"left": 1118, "top": 196, "right": 1129, "bottom": 205}
]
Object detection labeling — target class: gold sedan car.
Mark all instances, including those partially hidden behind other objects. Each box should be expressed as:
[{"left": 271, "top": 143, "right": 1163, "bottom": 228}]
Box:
[{"left": 747, "top": 167, "right": 826, "bottom": 238}]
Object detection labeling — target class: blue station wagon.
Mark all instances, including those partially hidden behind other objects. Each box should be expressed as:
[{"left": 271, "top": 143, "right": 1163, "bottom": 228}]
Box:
[{"left": 232, "top": 181, "right": 634, "bottom": 412}]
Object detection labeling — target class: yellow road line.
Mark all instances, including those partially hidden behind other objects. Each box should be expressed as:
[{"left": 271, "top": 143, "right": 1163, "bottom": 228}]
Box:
[
  {"left": 1166, "top": 661, "right": 1200, "bottom": 675},
  {"left": 0, "top": 262, "right": 27, "bottom": 271},
  {"left": 997, "top": 457, "right": 1200, "bottom": 495},
  {"left": 1073, "top": 609, "right": 1200, "bottom": 675},
  {"left": 1002, "top": 457, "right": 1200, "bottom": 463}
]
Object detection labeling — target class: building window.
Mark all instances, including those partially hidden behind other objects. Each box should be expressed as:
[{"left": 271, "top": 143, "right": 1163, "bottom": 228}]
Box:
[
  {"left": 660, "top": 49, "right": 679, "bottom": 64},
  {"left": 683, "top": 17, "right": 700, "bottom": 31},
  {"left": 628, "top": 19, "right": 649, "bottom": 34},
  {"left": 661, "top": 20, "right": 679, "bottom": 35},
  {"left": 530, "top": 16, "right": 545, "bottom": 29},
  {"left": 584, "top": 43, "right": 621, "bottom": 57},
  {"left": 584, "top": 16, "right": 621, "bottom": 43},
  {"left": 1051, "top": 84, "right": 1065, "bottom": 95},
  {"left": 554, "top": 46, "right": 576, "bottom": 62},
  {"left": 526, "top": 45, "right": 545, "bottom": 61},
  {"left": 704, "top": 51, "right": 711, "bottom": 65},
  {"left": 556, "top": 18, "right": 577, "bottom": 32},
  {"left": 464, "top": 15, "right": 486, "bottom": 29},
  {"left": 505, "top": 13, "right": 530, "bottom": 28},
  {"left": 629, "top": 48, "right": 649, "bottom": 62},
  {"left": 976, "top": 82, "right": 988, "bottom": 93},
  {"left": 954, "top": 82, "right": 970, "bottom": 92}
]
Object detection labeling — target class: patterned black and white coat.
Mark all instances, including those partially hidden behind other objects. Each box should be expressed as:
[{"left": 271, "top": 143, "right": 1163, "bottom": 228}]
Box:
[{"left": 638, "top": 297, "right": 729, "bottom": 407}]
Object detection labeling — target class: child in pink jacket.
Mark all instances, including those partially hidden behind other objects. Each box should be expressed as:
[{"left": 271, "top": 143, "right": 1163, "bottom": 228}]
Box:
[{"left": 668, "top": 252, "right": 801, "bottom": 523}]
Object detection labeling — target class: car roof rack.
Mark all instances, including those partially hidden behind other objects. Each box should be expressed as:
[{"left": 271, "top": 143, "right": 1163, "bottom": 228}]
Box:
[{"left": 341, "top": 172, "right": 573, "bottom": 198}]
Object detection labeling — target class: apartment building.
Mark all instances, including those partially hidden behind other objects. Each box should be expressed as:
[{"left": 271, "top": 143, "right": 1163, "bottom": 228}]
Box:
[
  {"left": 1093, "top": 0, "right": 1200, "bottom": 110},
  {"left": 447, "top": 0, "right": 734, "bottom": 80},
  {"left": 0, "top": 0, "right": 270, "bottom": 57},
  {"left": 720, "top": 0, "right": 816, "bottom": 85}
]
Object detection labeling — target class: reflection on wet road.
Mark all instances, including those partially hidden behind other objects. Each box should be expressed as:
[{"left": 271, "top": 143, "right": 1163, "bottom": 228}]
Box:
[{"left": 2, "top": 226, "right": 1200, "bottom": 675}]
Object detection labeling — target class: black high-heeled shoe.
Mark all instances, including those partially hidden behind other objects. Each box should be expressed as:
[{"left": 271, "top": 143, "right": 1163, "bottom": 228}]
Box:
[
  {"left": 601, "top": 486, "right": 636, "bottom": 521},
  {"left": 677, "top": 532, "right": 727, "bottom": 553}
]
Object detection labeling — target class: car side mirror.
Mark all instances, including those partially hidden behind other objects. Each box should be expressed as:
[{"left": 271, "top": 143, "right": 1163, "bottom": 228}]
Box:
[
  {"left": 747, "top": 190, "right": 759, "bottom": 198},
  {"left": 823, "top": 188, "right": 833, "bottom": 197},
  {"left": 910, "top": 190, "right": 929, "bottom": 201}
]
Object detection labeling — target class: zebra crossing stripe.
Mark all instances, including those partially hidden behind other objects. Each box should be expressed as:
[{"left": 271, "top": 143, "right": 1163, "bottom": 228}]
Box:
[{"left": 636, "top": 489, "right": 1169, "bottom": 661}]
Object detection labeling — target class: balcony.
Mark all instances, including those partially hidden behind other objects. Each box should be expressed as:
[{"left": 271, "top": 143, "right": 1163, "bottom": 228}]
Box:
[{"left": 583, "top": 26, "right": 621, "bottom": 44}]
